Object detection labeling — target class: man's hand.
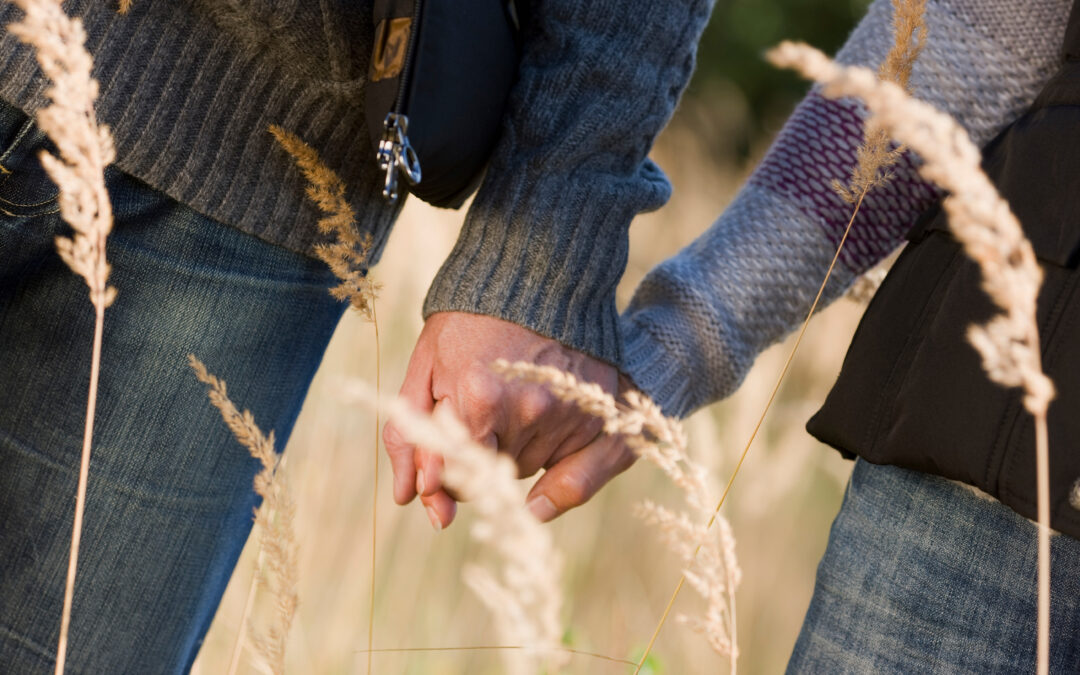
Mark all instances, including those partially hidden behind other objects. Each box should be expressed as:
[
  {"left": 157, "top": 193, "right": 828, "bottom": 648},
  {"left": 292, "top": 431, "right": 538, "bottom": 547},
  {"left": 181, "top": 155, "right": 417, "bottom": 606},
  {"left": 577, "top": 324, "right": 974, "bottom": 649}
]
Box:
[{"left": 383, "top": 312, "right": 636, "bottom": 530}]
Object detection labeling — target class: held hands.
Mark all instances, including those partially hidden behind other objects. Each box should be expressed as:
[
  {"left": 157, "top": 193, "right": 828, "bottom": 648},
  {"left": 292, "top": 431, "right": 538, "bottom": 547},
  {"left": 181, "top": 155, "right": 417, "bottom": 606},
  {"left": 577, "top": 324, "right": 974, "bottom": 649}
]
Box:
[{"left": 383, "top": 311, "right": 636, "bottom": 530}]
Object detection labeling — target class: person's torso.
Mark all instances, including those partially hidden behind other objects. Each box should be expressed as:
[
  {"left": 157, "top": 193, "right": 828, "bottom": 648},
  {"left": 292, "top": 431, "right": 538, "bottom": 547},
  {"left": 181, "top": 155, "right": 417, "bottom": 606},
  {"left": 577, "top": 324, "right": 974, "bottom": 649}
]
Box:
[{"left": 808, "top": 1, "right": 1080, "bottom": 538}]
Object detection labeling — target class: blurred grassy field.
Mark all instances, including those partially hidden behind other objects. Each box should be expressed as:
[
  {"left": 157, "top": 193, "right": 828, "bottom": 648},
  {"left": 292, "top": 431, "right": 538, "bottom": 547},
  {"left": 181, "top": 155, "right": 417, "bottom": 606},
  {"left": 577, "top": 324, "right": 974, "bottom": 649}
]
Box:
[{"left": 191, "top": 105, "right": 870, "bottom": 674}]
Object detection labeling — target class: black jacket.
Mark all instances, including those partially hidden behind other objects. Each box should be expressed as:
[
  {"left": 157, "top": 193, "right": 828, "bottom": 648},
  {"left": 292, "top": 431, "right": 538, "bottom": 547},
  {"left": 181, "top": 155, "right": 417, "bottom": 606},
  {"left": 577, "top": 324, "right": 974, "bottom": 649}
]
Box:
[{"left": 807, "top": 1, "right": 1080, "bottom": 539}]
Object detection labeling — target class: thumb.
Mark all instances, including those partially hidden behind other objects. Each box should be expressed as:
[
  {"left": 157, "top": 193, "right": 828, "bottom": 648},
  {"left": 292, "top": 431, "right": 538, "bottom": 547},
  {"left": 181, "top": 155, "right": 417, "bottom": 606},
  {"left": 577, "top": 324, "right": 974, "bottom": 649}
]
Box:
[
  {"left": 383, "top": 346, "right": 435, "bottom": 505},
  {"left": 525, "top": 435, "right": 636, "bottom": 522}
]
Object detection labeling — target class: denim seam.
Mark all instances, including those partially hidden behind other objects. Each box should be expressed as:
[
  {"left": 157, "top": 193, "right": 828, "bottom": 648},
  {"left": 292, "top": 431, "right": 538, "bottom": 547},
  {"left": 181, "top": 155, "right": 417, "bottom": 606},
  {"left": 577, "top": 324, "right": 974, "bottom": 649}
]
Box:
[
  {"left": 0, "top": 114, "right": 60, "bottom": 213},
  {"left": 0, "top": 202, "right": 60, "bottom": 218},
  {"left": 0, "top": 193, "right": 59, "bottom": 209},
  {"left": 0, "top": 115, "right": 35, "bottom": 165}
]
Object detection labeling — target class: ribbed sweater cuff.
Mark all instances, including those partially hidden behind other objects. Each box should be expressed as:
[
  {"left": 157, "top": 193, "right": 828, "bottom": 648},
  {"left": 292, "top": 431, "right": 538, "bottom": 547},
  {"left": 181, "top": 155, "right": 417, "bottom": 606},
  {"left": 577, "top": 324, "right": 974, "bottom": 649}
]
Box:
[
  {"left": 422, "top": 168, "right": 664, "bottom": 365},
  {"left": 423, "top": 0, "right": 713, "bottom": 363},
  {"left": 620, "top": 318, "right": 698, "bottom": 419}
]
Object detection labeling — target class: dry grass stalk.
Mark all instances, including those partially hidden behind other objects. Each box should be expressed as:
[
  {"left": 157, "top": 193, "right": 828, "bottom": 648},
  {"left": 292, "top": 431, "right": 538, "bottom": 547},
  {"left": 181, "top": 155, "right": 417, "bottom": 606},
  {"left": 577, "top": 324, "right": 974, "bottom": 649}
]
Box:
[
  {"left": 269, "top": 124, "right": 380, "bottom": 318},
  {"left": 8, "top": 2, "right": 117, "bottom": 672},
  {"left": 768, "top": 40, "right": 1055, "bottom": 675},
  {"left": 834, "top": 0, "right": 927, "bottom": 203},
  {"left": 118, "top": 0, "right": 133, "bottom": 14},
  {"left": 343, "top": 382, "right": 566, "bottom": 675},
  {"left": 189, "top": 356, "right": 299, "bottom": 675},
  {"left": 269, "top": 123, "right": 384, "bottom": 673},
  {"left": 492, "top": 361, "right": 741, "bottom": 672},
  {"left": 838, "top": 0, "right": 926, "bottom": 302},
  {"left": 635, "top": 501, "right": 739, "bottom": 658},
  {"left": 9, "top": 0, "right": 117, "bottom": 310}
]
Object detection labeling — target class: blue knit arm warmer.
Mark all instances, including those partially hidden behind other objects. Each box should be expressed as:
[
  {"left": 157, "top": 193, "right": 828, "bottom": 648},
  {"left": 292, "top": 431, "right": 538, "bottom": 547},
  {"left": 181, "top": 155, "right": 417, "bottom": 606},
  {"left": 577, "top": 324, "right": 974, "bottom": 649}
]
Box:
[{"left": 619, "top": 0, "right": 1070, "bottom": 418}]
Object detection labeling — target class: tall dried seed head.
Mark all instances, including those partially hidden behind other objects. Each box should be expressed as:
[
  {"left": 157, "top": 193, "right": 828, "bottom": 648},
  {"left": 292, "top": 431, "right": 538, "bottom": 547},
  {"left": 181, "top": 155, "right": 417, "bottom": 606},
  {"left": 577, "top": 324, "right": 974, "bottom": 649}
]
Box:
[
  {"left": 269, "top": 124, "right": 381, "bottom": 318},
  {"left": 189, "top": 356, "right": 298, "bottom": 675},
  {"left": 10, "top": 0, "right": 117, "bottom": 310},
  {"left": 834, "top": 0, "right": 927, "bottom": 203}
]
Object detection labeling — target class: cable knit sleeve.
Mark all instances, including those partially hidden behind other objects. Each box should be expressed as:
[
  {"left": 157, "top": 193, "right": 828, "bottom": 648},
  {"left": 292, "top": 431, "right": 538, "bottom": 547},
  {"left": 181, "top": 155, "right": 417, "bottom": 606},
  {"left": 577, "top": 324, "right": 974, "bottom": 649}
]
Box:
[
  {"left": 620, "top": 0, "right": 1071, "bottom": 418},
  {"left": 421, "top": 0, "right": 715, "bottom": 365}
]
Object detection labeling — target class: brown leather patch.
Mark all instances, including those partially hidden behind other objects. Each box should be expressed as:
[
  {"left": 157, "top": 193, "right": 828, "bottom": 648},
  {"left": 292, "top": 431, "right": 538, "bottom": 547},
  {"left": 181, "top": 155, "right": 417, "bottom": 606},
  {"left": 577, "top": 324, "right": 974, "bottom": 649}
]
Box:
[{"left": 370, "top": 17, "right": 412, "bottom": 82}]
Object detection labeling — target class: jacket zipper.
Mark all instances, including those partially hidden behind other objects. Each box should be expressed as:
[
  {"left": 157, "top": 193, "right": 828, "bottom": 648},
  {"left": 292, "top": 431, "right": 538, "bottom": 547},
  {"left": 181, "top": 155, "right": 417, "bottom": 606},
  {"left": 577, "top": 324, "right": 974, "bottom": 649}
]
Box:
[{"left": 377, "top": 0, "right": 424, "bottom": 202}]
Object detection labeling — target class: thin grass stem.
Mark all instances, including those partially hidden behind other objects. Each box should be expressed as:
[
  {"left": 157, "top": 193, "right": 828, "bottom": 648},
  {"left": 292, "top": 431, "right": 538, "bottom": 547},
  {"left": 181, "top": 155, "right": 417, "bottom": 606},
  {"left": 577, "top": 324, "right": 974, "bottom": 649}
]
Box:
[
  {"left": 354, "top": 645, "right": 638, "bottom": 667},
  {"left": 55, "top": 302, "right": 105, "bottom": 675},
  {"left": 226, "top": 549, "right": 265, "bottom": 675},
  {"left": 1036, "top": 409, "right": 1050, "bottom": 675},
  {"left": 367, "top": 302, "right": 381, "bottom": 675},
  {"left": 633, "top": 191, "right": 865, "bottom": 675},
  {"left": 632, "top": 576, "right": 685, "bottom": 675}
]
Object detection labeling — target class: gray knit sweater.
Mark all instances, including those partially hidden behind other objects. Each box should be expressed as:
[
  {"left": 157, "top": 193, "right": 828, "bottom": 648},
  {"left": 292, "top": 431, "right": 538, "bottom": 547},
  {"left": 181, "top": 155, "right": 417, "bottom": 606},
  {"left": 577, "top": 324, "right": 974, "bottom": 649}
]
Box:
[
  {"left": 0, "top": 0, "right": 713, "bottom": 365},
  {"left": 620, "top": 0, "right": 1072, "bottom": 418}
]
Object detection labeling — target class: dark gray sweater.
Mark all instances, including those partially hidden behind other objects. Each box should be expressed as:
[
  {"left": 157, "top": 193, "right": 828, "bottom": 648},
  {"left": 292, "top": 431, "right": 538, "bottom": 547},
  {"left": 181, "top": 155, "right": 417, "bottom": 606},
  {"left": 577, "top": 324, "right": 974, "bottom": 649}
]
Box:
[{"left": 0, "top": 0, "right": 713, "bottom": 366}]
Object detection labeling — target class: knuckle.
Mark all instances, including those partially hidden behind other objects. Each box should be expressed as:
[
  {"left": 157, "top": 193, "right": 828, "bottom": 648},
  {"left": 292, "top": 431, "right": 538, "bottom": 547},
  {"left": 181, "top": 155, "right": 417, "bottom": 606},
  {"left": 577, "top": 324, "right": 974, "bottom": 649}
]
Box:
[
  {"left": 549, "top": 469, "right": 596, "bottom": 507},
  {"left": 518, "top": 387, "right": 555, "bottom": 425},
  {"left": 461, "top": 371, "right": 502, "bottom": 413}
]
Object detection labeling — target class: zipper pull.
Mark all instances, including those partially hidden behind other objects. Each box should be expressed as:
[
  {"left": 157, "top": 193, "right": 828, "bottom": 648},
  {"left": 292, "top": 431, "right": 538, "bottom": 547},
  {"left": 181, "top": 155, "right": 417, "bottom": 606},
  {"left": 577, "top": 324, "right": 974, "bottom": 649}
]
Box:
[{"left": 377, "top": 113, "right": 422, "bottom": 202}]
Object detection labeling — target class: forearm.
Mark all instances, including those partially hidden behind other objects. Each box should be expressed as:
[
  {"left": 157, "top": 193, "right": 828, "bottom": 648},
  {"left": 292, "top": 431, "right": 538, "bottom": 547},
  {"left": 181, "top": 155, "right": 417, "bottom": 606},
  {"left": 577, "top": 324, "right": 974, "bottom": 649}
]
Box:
[
  {"left": 423, "top": 0, "right": 715, "bottom": 365},
  {"left": 621, "top": 0, "right": 1071, "bottom": 418}
]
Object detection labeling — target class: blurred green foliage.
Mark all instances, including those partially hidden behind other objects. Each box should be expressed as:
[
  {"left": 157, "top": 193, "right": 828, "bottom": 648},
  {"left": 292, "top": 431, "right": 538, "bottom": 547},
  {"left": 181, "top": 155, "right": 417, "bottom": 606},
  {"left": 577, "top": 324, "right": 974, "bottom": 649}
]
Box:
[
  {"left": 628, "top": 646, "right": 665, "bottom": 674},
  {"left": 685, "top": 0, "right": 872, "bottom": 159}
]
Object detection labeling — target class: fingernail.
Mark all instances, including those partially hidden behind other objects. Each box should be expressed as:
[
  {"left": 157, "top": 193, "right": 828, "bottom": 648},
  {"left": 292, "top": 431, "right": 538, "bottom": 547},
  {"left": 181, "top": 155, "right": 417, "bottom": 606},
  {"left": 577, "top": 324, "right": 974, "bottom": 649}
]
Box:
[
  {"left": 426, "top": 506, "right": 442, "bottom": 532},
  {"left": 527, "top": 495, "right": 558, "bottom": 522},
  {"left": 416, "top": 469, "right": 426, "bottom": 495}
]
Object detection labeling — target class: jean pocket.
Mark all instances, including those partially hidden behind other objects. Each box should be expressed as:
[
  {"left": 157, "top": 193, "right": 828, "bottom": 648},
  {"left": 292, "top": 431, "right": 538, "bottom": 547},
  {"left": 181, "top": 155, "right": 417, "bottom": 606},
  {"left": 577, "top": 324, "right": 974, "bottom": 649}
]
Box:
[{"left": 0, "top": 115, "right": 60, "bottom": 218}]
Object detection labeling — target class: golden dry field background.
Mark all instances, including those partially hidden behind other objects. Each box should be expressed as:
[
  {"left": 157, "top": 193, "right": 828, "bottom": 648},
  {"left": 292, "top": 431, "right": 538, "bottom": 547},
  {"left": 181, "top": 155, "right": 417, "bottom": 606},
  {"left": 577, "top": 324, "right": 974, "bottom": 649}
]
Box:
[{"left": 191, "top": 110, "right": 870, "bottom": 674}]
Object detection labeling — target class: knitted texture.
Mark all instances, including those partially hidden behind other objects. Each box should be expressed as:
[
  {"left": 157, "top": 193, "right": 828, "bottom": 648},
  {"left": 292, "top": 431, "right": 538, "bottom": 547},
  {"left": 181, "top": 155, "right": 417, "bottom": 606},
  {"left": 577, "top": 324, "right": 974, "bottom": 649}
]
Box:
[
  {"left": 747, "top": 93, "right": 940, "bottom": 274},
  {"left": 422, "top": 0, "right": 716, "bottom": 364},
  {"left": 0, "top": 0, "right": 717, "bottom": 366},
  {"left": 0, "top": 0, "right": 402, "bottom": 260},
  {"left": 621, "top": 0, "right": 1072, "bottom": 418}
]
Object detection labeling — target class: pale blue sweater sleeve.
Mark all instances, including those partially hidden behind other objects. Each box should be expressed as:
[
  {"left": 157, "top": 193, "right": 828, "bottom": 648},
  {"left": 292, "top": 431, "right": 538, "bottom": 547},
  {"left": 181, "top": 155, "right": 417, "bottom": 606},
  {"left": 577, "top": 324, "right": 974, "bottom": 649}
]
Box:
[
  {"left": 423, "top": 0, "right": 716, "bottom": 365},
  {"left": 619, "top": 0, "right": 1070, "bottom": 418}
]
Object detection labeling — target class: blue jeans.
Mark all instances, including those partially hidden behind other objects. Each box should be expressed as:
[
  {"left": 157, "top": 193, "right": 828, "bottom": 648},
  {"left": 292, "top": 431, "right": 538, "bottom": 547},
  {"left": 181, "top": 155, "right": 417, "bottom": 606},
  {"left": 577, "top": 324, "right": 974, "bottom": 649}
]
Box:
[
  {"left": 0, "top": 101, "right": 346, "bottom": 672},
  {"left": 789, "top": 460, "right": 1080, "bottom": 673}
]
